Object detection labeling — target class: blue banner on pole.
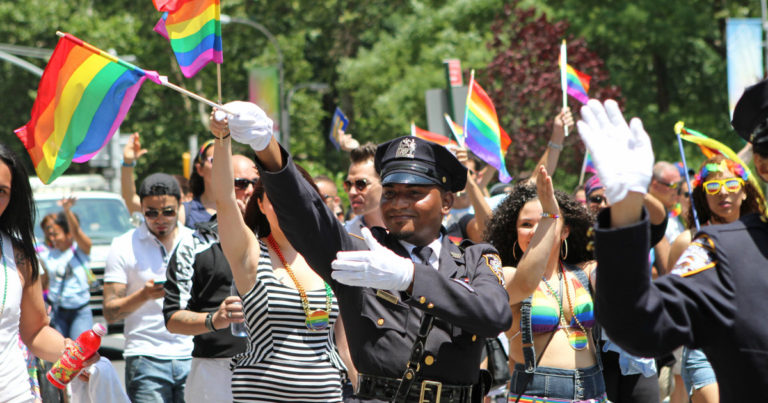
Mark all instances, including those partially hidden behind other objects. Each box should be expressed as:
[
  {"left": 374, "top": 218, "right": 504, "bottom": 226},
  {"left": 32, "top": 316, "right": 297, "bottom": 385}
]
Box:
[{"left": 329, "top": 107, "right": 349, "bottom": 150}]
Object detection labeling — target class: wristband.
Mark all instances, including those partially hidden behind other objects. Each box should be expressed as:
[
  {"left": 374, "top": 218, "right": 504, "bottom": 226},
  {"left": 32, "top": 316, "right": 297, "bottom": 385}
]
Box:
[
  {"left": 121, "top": 160, "right": 137, "bottom": 168},
  {"left": 547, "top": 141, "right": 563, "bottom": 151},
  {"left": 205, "top": 312, "right": 217, "bottom": 332},
  {"left": 541, "top": 212, "right": 560, "bottom": 219}
]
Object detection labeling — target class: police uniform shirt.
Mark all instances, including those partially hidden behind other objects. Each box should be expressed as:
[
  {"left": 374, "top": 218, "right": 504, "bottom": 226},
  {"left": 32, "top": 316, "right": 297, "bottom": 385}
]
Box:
[
  {"left": 255, "top": 145, "right": 512, "bottom": 386},
  {"left": 592, "top": 207, "right": 768, "bottom": 401}
]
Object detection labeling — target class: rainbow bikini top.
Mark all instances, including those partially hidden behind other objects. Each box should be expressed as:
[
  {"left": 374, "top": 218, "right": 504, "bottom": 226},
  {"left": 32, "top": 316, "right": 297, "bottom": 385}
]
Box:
[{"left": 530, "top": 269, "right": 595, "bottom": 334}]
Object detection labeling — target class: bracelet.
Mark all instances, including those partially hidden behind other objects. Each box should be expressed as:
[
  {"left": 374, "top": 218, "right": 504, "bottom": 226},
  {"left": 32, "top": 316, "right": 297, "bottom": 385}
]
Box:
[
  {"left": 547, "top": 141, "right": 563, "bottom": 151},
  {"left": 205, "top": 312, "right": 217, "bottom": 332},
  {"left": 121, "top": 160, "right": 137, "bottom": 168},
  {"left": 541, "top": 212, "right": 560, "bottom": 219},
  {"left": 212, "top": 132, "right": 231, "bottom": 140}
]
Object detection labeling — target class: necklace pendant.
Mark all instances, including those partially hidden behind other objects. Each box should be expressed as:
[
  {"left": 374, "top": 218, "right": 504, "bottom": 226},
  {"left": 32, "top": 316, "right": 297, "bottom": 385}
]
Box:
[
  {"left": 305, "top": 310, "right": 329, "bottom": 331},
  {"left": 568, "top": 329, "right": 588, "bottom": 350}
]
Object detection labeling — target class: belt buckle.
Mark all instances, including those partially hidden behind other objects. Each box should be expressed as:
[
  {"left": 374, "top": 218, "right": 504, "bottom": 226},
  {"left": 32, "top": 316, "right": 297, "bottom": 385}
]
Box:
[{"left": 419, "top": 380, "right": 442, "bottom": 403}]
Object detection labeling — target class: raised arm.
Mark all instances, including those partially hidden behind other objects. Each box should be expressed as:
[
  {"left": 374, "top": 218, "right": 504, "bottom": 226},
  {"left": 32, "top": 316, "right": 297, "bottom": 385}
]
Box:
[
  {"left": 505, "top": 165, "right": 561, "bottom": 303},
  {"left": 120, "top": 132, "right": 145, "bottom": 214},
  {"left": 528, "top": 107, "right": 573, "bottom": 184},
  {"left": 453, "top": 147, "right": 492, "bottom": 243},
  {"left": 59, "top": 196, "right": 91, "bottom": 255}
]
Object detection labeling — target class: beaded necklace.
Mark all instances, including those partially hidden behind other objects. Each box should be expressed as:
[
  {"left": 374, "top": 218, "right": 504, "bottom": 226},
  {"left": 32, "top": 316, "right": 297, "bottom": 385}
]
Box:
[
  {"left": 265, "top": 235, "right": 333, "bottom": 331},
  {"left": 0, "top": 236, "right": 7, "bottom": 319},
  {"left": 541, "top": 261, "right": 588, "bottom": 350}
]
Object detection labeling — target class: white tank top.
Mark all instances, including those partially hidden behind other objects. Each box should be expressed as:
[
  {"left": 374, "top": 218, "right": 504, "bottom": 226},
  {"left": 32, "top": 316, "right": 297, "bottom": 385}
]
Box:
[{"left": 0, "top": 232, "right": 35, "bottom": 403}]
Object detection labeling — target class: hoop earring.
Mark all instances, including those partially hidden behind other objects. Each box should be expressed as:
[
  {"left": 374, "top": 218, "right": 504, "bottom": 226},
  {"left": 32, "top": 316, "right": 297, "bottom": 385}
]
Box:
[
  {"left": 512, "top": 240, "right": 519, "bottom": 261},
  {"left": 560, "top": 239, "right": 569, "bottom": 260}
]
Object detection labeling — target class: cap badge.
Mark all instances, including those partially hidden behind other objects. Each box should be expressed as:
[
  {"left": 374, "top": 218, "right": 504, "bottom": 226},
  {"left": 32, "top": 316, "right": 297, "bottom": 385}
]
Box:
[{"left": 395, "top": 138, "right": 417, "bottom": 158}]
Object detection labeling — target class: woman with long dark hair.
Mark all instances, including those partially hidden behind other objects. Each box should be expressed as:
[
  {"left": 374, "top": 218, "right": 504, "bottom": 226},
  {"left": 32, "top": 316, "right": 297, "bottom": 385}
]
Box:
[
  {"left": 485, "top": 167, "right": 605, "bottom": 402},
  {"left": 667, "top": 155, "right": 765, "bottom": 403},
  {"left": 209, "top": 116, "right": 345, "bottom": 401},
  {"left": 0, "top": 144, "right": 92, "bottom": 402}
]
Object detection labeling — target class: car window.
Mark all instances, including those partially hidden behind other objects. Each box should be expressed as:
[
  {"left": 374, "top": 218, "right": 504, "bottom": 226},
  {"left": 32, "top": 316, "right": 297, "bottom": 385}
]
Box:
[{"left": 35, "top": 198, "right": 132, "bottom": 245}]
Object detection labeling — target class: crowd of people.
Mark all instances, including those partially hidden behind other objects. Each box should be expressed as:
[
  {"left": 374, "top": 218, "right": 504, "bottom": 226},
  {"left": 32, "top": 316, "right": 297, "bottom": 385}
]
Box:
[{"left": 2, "top": 76, "right": 768, "bottom": 403}]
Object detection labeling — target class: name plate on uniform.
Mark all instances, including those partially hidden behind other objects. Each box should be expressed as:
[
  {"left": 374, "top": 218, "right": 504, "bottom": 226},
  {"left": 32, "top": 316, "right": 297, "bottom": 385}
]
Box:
[{"left": 376, "top": 289, "right": 399, "bottom": 305}]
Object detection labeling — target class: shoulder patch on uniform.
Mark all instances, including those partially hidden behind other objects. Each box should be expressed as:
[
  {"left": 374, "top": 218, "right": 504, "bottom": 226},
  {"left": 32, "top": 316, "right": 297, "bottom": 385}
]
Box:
[
  {"left": 670, "top": 240, "right": 716, "bottom": 278},
  {"left": 483, "top": 253, "right": 506, "bottom": 286}
]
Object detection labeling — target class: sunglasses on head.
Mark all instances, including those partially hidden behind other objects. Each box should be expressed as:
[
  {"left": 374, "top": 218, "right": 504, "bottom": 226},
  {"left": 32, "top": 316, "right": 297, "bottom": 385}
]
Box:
[
  {"left": 343, "top": 178, "right": 370, "bottom": 192},
  {"left": 588, "top": 195, "right": 606, "bottom": 204},
  {"left": 702, "top": 178, "right": 744, "bottom": 195},
  {"left": 144, "top": 207, "right": 177, "bottom": 219},
  {"left": 234, "top": 178, "right": 257, "bottom": 190}
]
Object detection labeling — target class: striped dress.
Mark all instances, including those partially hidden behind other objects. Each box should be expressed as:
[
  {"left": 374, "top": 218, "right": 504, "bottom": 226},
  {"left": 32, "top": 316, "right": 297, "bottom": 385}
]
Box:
[{"left": 231, "top": 241, "right": 344, "bottom": 402}]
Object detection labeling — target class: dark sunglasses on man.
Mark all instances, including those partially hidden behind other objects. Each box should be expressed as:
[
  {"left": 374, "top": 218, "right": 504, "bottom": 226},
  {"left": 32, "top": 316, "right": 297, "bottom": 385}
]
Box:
[
  {"left": 654, "top": 177, "right": 681, "bottom": 189},
  {"left": 144, "top": 207, "right": 177, "bottom": 219},
  {"left": 234, "top": 177, "right": 257, "bottom": 190},
  {"left": 343, "top": 178, "right": 370, "bottom": 192}
]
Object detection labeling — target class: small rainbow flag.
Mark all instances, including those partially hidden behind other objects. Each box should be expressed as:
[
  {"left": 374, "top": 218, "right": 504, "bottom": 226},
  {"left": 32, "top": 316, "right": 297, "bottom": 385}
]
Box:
[
  {"left": 563, "top": 64, "right": 591, "bottom": 104},
  {"left": 15, "top": 33, "right": 156, "bottom": 184},
  {"left": 445, "top": 114, "right": 512, "bottom": 156},
  {"left": 463, "top": 72, "right": 512, "bottom": 183},
  {"left": 153, "top": 0, "right": 222, "bottom": 78},
  {"left": 411, "top": 122, "right": 457, "bottom": 147}
]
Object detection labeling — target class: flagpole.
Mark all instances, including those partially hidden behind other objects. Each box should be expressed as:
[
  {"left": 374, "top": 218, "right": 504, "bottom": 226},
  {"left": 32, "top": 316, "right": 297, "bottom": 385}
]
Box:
[
  {"left": 464, "top": 70, "right": 475, "bottom": 140},
  {"left": 579, "top": 150, "right": 589, "bottom": 186},
  {"left": 674, "top": 121, "right": 701, "bottom": 232},
  {"left": 55, "top": 31, "right": 236, "bottom": 116},
  {"left": 216, "top": 64, "right": 223, "bottom": 104},
  {"left": 560, "top": 39, "right": 569, "bottom": 137}
]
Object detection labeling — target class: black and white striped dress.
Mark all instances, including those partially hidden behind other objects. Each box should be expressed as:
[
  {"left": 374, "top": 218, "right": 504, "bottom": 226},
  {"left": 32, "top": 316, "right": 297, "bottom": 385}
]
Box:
[{"left": 231, "top": 241, "right": 344, "bottom": 402}]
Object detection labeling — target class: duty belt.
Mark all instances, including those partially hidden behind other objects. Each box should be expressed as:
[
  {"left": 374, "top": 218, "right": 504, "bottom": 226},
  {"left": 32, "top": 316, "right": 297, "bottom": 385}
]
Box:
[{"left": 356, "top": 373, "right": 473, "bottom": 403}]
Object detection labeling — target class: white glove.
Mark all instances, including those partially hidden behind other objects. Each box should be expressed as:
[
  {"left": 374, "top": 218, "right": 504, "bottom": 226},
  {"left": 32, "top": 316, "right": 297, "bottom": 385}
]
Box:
[
  {"left": 331, "top": 227, "right": 414, "bottom": 291},
  {"left": 576, "top": 99, "right": 654, "bottom": 204},
  {"left": 213, "top": 101, "right": 273, "bottom": 151}
]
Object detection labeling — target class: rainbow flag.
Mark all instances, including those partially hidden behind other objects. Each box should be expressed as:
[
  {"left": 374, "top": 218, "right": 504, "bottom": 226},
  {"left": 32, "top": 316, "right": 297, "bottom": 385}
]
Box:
[
  {"left": 15, "top": 33, "right": 156, "bottom": 184},
  {"left": 564, "top": 64, "right": 591, "bottom": 104},
  {"left": 411, "top": 122, "right": 457, "bottom": 147},
  {"left": 463, "top": 74, "right": 512, "bottom": 183},
  {"left": 447, "top": 114, "right": 512, "bottom": 156},
  {"left": 153, "top": 0, "right": 222, "bottom": 78}
]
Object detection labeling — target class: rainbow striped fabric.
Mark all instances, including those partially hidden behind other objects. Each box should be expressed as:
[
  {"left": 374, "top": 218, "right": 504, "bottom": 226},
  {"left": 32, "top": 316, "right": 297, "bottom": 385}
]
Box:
[
  {"left": 568, "top": 276, "right": 595, "bottom": 329},
  {"left": 411, "top": 122, "right": 457, "bottom": 147},
  {"left": 464, "top": 77, "right": 512, "bottom": 183},
  {"left": 507, "top": 393, "right": 608, "bottom": 402},
  {"left": 564, "top": 64, "right": 591, "bottom": 104},
  {"left": 15, "top": 33, "right": 155, "bottom": 184},
  {"left": 445, "top": 114, "right": 512, "bottom": 156},
  {"left": 153, "top": 0, "right": 222, "bottom": 78}
]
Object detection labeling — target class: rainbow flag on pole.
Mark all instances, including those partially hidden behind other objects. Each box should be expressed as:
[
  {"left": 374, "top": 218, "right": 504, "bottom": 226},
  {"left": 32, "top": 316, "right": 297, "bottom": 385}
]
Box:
[
  {"left": 153, "top": 0, "right": 222, "bottom": 78},
  {"left": 463, "top": 71, "right": 512, "bottom": 183},
  {"left": 563, "top": 63, "right": 591, "bottom": 104},
  {"left": 411, "top": 122, "right": 457, "bottom": 147},
  {"left": 15, "top": 33, "right": 156, "bottom": 184}
]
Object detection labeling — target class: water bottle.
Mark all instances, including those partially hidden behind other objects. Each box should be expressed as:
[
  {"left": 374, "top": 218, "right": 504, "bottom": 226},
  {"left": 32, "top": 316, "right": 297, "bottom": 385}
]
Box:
[
  {"left": 47, "top": 323, "right": 107, "bottom": 389},
  {"left": 230, "top": 282, "right": 247, "bottom": 338}
]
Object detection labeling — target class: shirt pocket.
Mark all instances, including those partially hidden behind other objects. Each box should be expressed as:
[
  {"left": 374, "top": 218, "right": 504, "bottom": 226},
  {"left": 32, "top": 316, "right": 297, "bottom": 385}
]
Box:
[{"left": 359, "top": 289, "right": 410, "bottom": 335}]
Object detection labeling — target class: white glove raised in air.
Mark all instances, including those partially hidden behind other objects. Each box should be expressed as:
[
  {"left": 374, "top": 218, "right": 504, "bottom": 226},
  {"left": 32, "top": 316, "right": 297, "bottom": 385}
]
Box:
[
  {"left": 576, "top": 99, "right": 655, "bottom": 204},
  {"left": 331, "top": 227, "right": 414, "bottom": 291},
  {"left": 213, "top": 101, "right": 273, "bottom": 151}
]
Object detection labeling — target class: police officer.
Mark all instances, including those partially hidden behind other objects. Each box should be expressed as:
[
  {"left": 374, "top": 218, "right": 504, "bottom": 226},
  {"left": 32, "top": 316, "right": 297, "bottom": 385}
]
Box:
[
  {"left": 211, "top": 101, "right": 512, "bottom": 402},
  {"left": 575, "top": 89, "right": 768, "bottom": 401}
]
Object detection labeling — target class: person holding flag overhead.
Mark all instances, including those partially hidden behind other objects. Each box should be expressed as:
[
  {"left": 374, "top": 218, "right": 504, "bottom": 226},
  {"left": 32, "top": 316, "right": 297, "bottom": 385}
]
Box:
[
  {"left": 210, "top": 101, "right": 512, "bottom": 402},
  {"left": 577, "top": 79, "right": 768, "bottom": 400}
]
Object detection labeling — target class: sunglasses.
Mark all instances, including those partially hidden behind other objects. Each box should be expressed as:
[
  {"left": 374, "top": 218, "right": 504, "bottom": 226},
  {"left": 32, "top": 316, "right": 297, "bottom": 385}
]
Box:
[
  {"left": 234, "top": 178, "right": 257, "bottom": 190},
  {"left": 588, "top": 195, "right": 606, "bottom": 204},
  {"left": 343, "top": 178, "right": 371, "bottom": 192},
  {"left": 144, "top": 207, "right": 177, "bottom": 219},
  {"left": 654, "top": 178, "right": 681, "bottom": 189},
  {"left": 702, "top": 178, "right": 744, "bottom": 195}
]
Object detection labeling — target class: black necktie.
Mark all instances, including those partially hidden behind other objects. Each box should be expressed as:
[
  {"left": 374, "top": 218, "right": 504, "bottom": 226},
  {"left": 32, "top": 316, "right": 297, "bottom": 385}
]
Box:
[{"left": 413, "top": 246, "right": 433, "bottom": 265}]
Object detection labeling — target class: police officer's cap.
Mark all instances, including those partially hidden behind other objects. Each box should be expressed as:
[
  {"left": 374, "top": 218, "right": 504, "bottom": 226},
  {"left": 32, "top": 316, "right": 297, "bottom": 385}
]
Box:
[
  {"left": 732, "top": 78, "right": 768, "bottom": 153},
  {"left": 374, "top": 136, "right": 467, "bottom": 192}
]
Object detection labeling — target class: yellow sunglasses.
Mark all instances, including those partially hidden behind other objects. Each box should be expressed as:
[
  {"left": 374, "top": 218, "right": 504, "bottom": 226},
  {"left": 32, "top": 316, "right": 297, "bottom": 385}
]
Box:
[{"left": 702, "top": 178, "right": 744, "bottom": 195}]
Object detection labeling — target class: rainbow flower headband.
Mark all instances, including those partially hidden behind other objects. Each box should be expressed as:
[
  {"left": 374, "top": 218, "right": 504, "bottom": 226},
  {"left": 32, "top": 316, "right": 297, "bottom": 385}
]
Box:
[{"left": 692, "top": 159, "right": 749, "bottom": 188}]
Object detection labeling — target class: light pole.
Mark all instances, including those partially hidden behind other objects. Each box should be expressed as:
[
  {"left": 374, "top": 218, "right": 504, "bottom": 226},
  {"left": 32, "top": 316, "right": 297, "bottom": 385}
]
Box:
[
  {"left": 220, "top": 14, "right": 286, "bottom": 146},
  {"left": 284, "top": 82, "right": 330, "bottom": 150}
]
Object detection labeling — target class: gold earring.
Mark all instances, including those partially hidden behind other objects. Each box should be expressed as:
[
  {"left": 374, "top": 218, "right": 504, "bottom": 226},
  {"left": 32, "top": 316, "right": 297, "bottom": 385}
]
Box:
[
  {"left": 512, "top": 240, "right": 519, "bottom": 261},
  {"left": 560, "top": 239, "right": 568, "bottom": 260}
]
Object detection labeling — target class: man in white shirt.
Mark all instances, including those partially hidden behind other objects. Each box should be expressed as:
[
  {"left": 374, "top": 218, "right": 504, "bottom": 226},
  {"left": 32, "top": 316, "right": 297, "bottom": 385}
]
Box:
[
  {"left": 344, "top": 143, "right": 385, "bottom": 236},
  {"left": 103, "top": 173, "right": 194, "bottom": 402}
]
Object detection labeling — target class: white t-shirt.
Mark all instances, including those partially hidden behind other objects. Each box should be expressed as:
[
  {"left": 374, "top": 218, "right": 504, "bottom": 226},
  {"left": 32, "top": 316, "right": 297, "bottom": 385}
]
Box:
[{"left": 104, "top": 222, "right": 193, "bottom": 359}]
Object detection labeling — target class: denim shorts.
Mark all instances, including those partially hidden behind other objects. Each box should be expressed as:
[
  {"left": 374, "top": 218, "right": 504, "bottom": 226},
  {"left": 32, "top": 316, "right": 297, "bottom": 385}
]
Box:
[
  {"left": 508, "top": 363, "right": 606, "bottom": 401},
  {"left": 681, "top": 347, "right": 717, "bottom": 393}
]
